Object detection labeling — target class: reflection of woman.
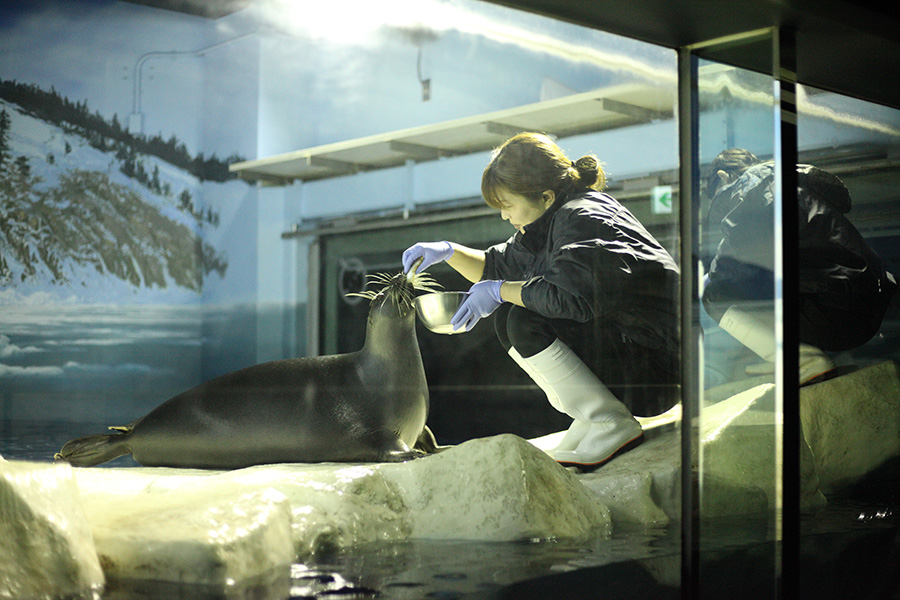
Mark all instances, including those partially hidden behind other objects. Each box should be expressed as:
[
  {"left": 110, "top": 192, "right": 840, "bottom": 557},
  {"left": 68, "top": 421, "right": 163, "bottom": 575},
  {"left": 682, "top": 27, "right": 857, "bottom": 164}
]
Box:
[
  {"left": 403, "top": 133, "right": 679, "bottom": 469},
  {"left": 704, "top": 149, "right": 897, "bottom": 385}
]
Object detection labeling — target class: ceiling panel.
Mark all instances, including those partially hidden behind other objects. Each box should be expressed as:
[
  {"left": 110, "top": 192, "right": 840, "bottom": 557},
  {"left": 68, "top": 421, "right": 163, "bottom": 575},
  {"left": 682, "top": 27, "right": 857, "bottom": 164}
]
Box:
[{"left": 230, "top": 82, "right": 674, "bottom": 185}]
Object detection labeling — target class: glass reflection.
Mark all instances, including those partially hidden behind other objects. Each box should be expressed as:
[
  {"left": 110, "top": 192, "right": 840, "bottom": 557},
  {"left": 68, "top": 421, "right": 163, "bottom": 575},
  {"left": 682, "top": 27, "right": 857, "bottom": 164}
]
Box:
[
  {"left": 695, "top": 55, "right": 781, "bottom": 596},
  {"left": 704, "top": 147, "right": 895, "bottom": 386},
  {"left": 695, "top": 49, "right": 900, "bottom": 598}
]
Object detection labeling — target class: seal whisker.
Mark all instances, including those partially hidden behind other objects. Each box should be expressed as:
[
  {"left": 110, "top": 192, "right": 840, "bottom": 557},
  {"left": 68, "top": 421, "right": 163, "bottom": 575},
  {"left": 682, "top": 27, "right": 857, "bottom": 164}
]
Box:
[
  {"left": 409, "top": 272, "right": 442, "bottom": 293},
  {"left": 345, "top": 268, "right": 444, "bottom": 316},
  {"left": 346, "top": 290, "right": 378, "bottom": 301}
]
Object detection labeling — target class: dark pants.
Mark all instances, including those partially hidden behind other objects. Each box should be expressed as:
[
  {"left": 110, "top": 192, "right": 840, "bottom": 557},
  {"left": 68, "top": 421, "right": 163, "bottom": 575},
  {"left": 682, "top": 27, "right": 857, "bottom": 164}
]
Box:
[
  {"left": 493, "top": 304, "right": 679, "bottom": 417},
  {"left": 798, "top": 294, "right": 888, "bottom": 352}
]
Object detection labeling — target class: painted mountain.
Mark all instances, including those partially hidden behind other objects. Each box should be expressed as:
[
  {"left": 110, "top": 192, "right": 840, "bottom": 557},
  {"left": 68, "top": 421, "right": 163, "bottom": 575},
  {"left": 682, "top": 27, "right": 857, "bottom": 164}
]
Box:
[{"left": 0, "top": 80, "right": 241, "bottom": 302}]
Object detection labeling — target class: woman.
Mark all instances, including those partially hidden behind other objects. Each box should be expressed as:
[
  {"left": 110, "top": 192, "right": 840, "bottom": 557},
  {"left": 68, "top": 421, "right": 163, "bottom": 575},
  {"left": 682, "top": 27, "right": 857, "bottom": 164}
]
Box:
[{"left": 403, "top": 133, "right": 680, "bottom": 469}]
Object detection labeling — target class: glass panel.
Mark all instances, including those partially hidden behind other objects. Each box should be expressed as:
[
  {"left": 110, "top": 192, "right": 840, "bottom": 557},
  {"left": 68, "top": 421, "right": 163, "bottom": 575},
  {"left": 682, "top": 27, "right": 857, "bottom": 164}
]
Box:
[
  {"left": 693, "top": 36, "right": 782, "bottom": 596},
  {"left": 689, "top": 34, "right": 900, "bottom": 597},
  {"left": 794, "top": 87, "right": 900, "bottom": 594}
]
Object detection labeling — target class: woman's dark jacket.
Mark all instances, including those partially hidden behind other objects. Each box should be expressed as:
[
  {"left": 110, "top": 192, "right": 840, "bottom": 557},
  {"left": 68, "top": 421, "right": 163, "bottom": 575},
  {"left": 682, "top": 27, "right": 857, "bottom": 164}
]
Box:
[
  {"left": 703, "top": 161, "right": 897, "bottom": 320},
  {"left": 482, "top": 190, "right": 680, "bottom": 354}
]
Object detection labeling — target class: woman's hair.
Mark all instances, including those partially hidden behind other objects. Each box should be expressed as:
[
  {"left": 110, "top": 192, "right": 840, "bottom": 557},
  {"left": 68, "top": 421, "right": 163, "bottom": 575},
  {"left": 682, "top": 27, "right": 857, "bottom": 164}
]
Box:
[
  {"left": 481, "top": 132, "right": 606, "bottom": 209},
  {"left": 705, "top": 148, "right": 760, "bottom": 197}
]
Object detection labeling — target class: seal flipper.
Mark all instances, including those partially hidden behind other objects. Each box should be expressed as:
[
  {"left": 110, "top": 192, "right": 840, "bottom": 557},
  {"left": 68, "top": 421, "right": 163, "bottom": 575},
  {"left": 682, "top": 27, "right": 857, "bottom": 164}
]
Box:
[
  {"left": 55, "top": 430, "right": 132, "bottom": 467},
  {"left": 413, "top": 425, "right": 451, "bottom": 454},
  {"left": 378, "top": 427, "right": 451, "bottom": 462},
  {"left": 108, "top": 421, "right": 137, "bottom": 433}
]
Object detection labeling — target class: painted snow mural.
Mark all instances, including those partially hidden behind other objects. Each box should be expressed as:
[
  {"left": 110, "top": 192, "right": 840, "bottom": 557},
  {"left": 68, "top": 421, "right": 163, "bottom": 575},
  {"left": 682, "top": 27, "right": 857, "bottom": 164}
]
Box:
[
  {"left": 0, "top": 82, "right": 230, "bottom": 293},
  {"left": 0, "top": 81, "right": 252, "bottom": 430}
]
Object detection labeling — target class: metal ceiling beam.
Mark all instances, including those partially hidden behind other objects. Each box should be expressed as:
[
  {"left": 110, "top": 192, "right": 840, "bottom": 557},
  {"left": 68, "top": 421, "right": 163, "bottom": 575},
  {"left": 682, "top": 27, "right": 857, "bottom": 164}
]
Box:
[
  {"left": 307, "top": 156, "right": 364, "bottom": 174},
  {"left": 596, "top": 97, "right": 670, "bottom": 122},
  {"left": 484, "top": 121, "right": 529, "bottom": 137},
  {"left": 389, "top": 140, "right": 455, "bottom": 161}
]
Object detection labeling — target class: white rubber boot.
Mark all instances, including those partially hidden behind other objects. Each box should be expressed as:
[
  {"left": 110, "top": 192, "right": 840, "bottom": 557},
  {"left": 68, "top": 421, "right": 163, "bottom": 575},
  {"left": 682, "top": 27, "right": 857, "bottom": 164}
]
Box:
[
  {"left": 508, "top": 347, "right": 562, "bottom": 412},
  {"left": 518, "top": 340, "right": 643, "bottom": 468},
  {"left": 718, "top": 306, "right": 777, "bottom": 362},
  {"left": 719, "top": 307, "right": 835, "bottom": 385},
  {"left": 509, "top": 347, "right": 588, "bottom": 452},
  {"left": 798, "top": 343, "right": 837, "bottom": 385}
]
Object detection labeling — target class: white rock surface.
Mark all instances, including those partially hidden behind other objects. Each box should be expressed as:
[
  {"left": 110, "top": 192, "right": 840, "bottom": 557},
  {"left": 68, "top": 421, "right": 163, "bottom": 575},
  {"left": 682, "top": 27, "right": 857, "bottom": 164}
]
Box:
[
  {"left": 79, "top": 486, "right": 295, "bottom": 584},
  {"left": 0, "top": 461, "right": 104, "bottom": 600},
  {"left": 529, "top": 405, "right": 686, "bottom": 526},
  {"left": 381, "top": 434, "right": 611, "bottom": 541},
  {"left": 699, "top": 383, "right": 827, "bottom": 514},
  {"left": 543, "top": 382, "right": 827, "bottom": 525},
  {"left": 74, "top": 464, "right": 409, "bottom": 560},
  {"left": 227, "top": 464, "right": 412, "bottom": 556},
  {"left": 73, "top": 433, "right": 610, "bottom": 565},
  {"left": 801, "top": 360, "right": 900, "bottom": 492}
]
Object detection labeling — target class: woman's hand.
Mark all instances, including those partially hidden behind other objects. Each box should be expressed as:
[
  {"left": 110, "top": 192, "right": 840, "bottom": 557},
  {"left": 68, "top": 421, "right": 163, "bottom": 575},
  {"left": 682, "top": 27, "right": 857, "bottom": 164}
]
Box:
[
  {"left": 402, "top": 241, "right": 454, "bottom": 275},
  {"left": 404, "top": 242, "right": 486, "bottom": 283},
  {"left": 451, "top": 280, "right": 505, "bottom": 332}
]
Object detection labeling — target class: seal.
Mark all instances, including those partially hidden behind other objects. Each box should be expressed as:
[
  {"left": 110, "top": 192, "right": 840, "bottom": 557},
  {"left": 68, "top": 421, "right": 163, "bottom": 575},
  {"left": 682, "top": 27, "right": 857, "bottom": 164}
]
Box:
[{"left": 55, "top": 268, "right": 442, "bottom": 469}]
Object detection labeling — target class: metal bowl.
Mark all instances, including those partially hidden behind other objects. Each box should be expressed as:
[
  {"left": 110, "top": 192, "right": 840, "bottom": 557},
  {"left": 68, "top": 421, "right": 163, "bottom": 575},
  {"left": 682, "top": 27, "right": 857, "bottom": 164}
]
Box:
[{"left": 414, "top": 291, "right": 468, "bottom": 335}]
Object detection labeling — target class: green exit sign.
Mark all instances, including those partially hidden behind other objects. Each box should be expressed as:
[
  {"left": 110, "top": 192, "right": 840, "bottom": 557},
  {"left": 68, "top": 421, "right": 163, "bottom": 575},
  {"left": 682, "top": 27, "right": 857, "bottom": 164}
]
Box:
[{"left": 652, "top": 185, "right": 673, "bottom": 214}]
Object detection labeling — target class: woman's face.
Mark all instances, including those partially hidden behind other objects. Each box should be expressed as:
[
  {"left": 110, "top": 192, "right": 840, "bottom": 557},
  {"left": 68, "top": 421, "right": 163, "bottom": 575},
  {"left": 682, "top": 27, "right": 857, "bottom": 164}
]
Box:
[{"left": 496, "top": 187, "right": 555, "bottom": 233}]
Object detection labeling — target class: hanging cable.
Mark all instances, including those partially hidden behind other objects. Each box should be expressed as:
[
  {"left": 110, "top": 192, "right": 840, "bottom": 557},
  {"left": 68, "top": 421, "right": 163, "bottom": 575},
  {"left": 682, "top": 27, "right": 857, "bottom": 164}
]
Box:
[{"left": 417, "top": 46, "right": 431, "bottom": 101}]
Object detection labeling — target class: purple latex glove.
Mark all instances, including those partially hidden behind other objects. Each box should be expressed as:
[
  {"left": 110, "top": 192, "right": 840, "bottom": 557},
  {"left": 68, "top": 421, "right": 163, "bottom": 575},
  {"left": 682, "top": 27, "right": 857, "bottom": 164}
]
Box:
[
  {"left": 402, "top": 241, "right": 454, "bottom": 275},
  {"left": 451, "top": 280, "right": 505, "bottom": 332}
]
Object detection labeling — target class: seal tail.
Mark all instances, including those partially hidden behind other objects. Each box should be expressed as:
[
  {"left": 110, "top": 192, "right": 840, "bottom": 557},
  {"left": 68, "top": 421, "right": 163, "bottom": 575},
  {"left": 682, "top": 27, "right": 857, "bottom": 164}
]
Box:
[{"left": 55, "top": 427, "right": 132, "bottom": 467}]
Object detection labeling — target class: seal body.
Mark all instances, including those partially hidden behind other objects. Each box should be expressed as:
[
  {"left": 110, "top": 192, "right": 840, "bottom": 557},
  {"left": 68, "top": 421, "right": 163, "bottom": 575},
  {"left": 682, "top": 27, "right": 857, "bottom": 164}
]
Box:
[{"left": 57, "top": 272, "right": 434, "bottom": 469}]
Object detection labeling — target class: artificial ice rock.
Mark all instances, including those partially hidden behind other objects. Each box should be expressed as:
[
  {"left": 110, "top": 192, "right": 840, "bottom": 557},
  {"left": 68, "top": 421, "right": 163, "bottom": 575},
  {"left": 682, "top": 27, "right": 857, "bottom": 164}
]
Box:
[
  {"left": 700, "top": 383, "right": 826, "bottom": 513},
  {"left": 71, "top": 432, "right": 610, "bottom": 574},
  {"left": 0, "top": 460, "right": 104, "bottom": 600},
  {"left": 208, "top": 463, "right": 411, "bottom": 556},
  {"left": 381, "top": 433, "right": 611, "bottom": 541},
  {"left": 18, "top": 363, "right": 894, "bottom": 590},
  {"left": 76, "top": 464, "right": 410, "bottom": 556},
  {"left": 574, "top": 432, "right": 679, "bottom": 526},
  {"left": 78, "top": 484, "right": 294, "bottom": 584},
  {"left": 801, "top": 360, "right": 900, "bottom": 492}
]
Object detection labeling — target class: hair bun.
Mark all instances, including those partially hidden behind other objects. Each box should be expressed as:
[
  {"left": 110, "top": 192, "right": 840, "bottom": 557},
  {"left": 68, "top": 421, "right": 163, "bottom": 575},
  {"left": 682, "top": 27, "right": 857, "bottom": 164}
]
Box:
[{"left": 573, "top": 155, "right": 605, "bottom": 190}]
